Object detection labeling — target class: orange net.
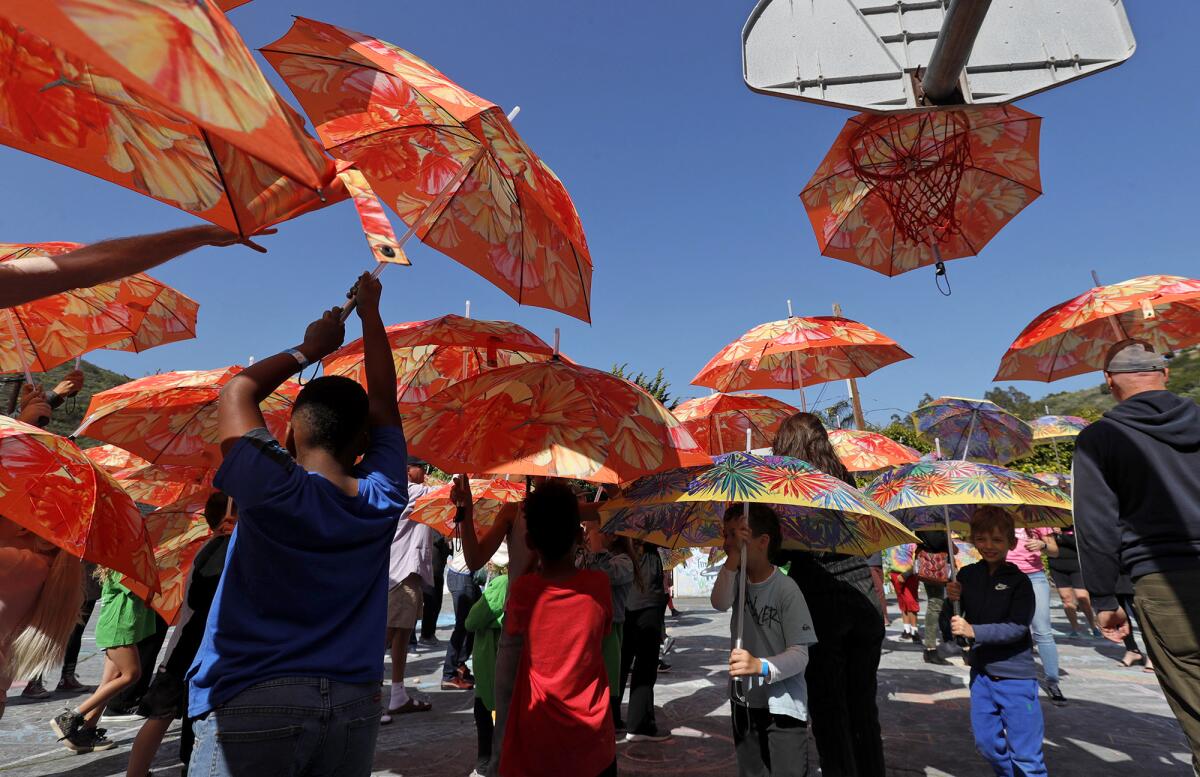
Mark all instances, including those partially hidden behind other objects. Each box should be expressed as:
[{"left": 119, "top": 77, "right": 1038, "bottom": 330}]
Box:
[{"left": 849, "top": 111, "right": 972, "bottom": 244}]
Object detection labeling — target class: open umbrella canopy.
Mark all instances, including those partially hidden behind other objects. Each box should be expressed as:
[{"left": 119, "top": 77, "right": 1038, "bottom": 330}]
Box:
[
  {"left": 2, "top": 1, "right": 330, "bottom": 185},
  {"left": 0, "top": 243, "right": 184, "bottom": 373},
  {"left": 864, "top": 460, "right": 1072, "bottom": 533},
  {"left": 801, "top": 105, "right": 1042, "bottom": 277},
  {"left": 84, "top": 445, "right": 216, "bottom": 508},
  {"left": 995, "top": 275, "right": 1200, "bottom": 382},
  {"left": 262, "top": 17, "right": 594, "bottom": 321},
  {"left": 0, "top": 11, "right": 341, "bottom": 238},
  {"left": 1, "top": 242, "right": 199, "bottom": 356},
  {"left": 0, "top": 416, "right": 156, "bottom": 591},
  {"left": 122, "top": 495, "right": 214, "bottom": 623},
  {"left": 405, "top": 358, "right": 708, "bottom": 484},
  {"left": 693, "top": 316, "right": 911, "bottom": 393},
  {"left": 671, "top": 392, "right": 798, "bottom": 455},
  {"left": 75, "top": 366, "right": 299, "bottom": 467},
  {"left": 599, "top": 451, "right": 917, "bottom": 554},
  {"left": 323, "top": 314, "right": 557, "bottom": 406},
  {"left": 408, "top": 477, "right": 525, "bottom": 538},
  {"left": 827, "top": 428, "right": 921, "bottom": 473},
  {"left": 913, "top": 397, "right": 1033, "bottom": 465},
  {"left": 1030, "top": 415, "right": 1090, "bottom": 445}
]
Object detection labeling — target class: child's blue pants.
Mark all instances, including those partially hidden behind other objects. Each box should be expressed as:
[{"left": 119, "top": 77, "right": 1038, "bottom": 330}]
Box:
[{"left": 969, "top": 672, "right": 1047, "bottom": 776}]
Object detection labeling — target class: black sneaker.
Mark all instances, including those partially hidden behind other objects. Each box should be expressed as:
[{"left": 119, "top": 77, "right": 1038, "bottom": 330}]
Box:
[
  {"left": 657, "top": 660, "right": 671, "bottom": 673},
  {"left": 69, "top": 727, "right": 116, "bottom": 753},
  {"left": 923, "top": 649, "right": 951, "bottom": 666},
  {"left": 50, "top": 709, "right": 84, "bottom": 742},
  {"left": 1041, "top": 680, "right": 1066, "bottom": 704}
]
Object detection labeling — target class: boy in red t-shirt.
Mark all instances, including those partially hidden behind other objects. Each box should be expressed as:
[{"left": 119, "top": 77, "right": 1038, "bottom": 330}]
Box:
[{"left": 500, "top": 481, "right": 616, "bottom": 777}]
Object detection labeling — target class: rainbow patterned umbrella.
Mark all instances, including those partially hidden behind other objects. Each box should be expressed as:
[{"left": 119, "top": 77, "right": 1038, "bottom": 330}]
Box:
[
  {"left": 407, "top": 477, "right": 525, "bottom": 538},
  {"left": 863, "top": 460, "right": 1072, "bottom": 533},
  {"left": 827, "top": 428, "right": 921, "bottom": 473},
  {"left": 599, "top": 451, "right": 917, "bottom": 555},
  {"left": 1029, "top": 415, "right": 1089, "bottom": 445},
  {"left": 671, "top": 392, "right": 798, "bottom": 455},
  {"left": 913, "top": 397, "right": 1033, "bottom": 465}
]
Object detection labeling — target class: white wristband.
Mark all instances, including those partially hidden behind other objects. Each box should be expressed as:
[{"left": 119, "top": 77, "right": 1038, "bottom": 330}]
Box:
[{"left": 285, "top": 348, "right": 310, "bottom": 370}]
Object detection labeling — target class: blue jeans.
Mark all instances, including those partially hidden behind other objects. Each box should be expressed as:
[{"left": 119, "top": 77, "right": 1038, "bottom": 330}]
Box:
[
  {"left": 1026, "top": 571, "right": 1060, "bottom": 682},
  {"left": 442, "top": 569, "right": 481, "bottom": 680},
  {"left": 969, "top": 673, "right": 1047, "bottom": 776},
  {"left": 189, "top": 677, "right": 381, "bottom": 777}
]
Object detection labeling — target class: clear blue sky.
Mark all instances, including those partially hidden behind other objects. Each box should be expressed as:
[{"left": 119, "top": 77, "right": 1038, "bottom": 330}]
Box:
[{"left": 5, "top": 2, "right": 1196, "bottom": 423}]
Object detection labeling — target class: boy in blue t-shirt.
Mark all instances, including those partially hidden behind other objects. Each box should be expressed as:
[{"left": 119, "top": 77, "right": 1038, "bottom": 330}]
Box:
[
  {"left": 187, "top": 274, "right": 409, "bottom": 776},
  {"left": 946, "top": 506, "right": 1048, "bottom": 777}
]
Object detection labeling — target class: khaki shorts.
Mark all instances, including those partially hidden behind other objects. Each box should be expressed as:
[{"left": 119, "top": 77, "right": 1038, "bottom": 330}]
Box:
[{"left": 387, "top": 576, "right": 422, "bottom": 629}]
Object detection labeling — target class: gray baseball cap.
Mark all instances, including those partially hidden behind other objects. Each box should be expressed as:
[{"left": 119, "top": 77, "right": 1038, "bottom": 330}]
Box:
[{"left": 1104, "top": 340, "right": 1168, "bottom": 374}]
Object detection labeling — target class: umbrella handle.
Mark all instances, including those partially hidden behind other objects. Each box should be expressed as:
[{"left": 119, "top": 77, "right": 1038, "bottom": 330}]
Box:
[{"left": 732, "top": 539, "right": 750, "bottom": 705}]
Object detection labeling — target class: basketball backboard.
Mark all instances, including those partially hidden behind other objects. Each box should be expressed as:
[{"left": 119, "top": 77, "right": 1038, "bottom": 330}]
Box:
[{"left": 742, "top": 0, "right": 1136, "bottom": 112}]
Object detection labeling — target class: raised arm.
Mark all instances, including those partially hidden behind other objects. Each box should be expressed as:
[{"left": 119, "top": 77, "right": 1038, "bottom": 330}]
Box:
[
  {"left": 454, "top": 478, "right": 514, "bottom": 572},
  {"left": 351, "top": 274, "right": 401, "bottom": 429},
  {"left": 217, "top": 306, "right": 345, "bottom": 454},
  {"left": 0, "top": 226, "right": 271, "bottom": 308}
]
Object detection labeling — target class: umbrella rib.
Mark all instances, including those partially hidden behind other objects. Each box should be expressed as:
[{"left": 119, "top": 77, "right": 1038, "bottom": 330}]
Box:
[{"left": 198, "top": 129, "right": 245, "bottom": 239}]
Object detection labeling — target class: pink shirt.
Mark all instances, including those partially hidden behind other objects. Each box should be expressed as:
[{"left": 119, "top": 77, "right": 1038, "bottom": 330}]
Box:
[{"left": 1006, "top": 528, "right": 1050, "bottom": 574}]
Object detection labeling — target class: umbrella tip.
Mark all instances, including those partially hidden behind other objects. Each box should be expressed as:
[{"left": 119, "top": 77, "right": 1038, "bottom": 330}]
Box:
[{"left": 507, "top": 105, "right": 522, "bottom": 121}]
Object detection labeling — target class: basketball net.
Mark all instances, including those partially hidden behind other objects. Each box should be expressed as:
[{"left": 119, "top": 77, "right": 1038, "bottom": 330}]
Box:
[{"left": 849, "top": 111, "right": 972, "bottom": 246}]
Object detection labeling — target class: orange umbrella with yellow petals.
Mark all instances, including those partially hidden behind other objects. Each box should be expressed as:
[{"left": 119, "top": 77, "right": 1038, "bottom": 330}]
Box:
[
  {"left": 405, "top": 358, "right": 708, "bottom": 484},
  {"left": 672, "top": 393, "right": 798, "bottom": 455},
  {"left": 693, "top": 316, "right": 911, "bottom": 409},
  {"left": 75, "top": 367, "right": 299, "bottom": 468},
  {"left": 122, "top": 495, "right": 217, "bottom": 623},
  {"left": 323, "top": 314, "right": 556, "bottom": 407},
  {"left": 408, "top": 477, "right": 526, "bottom": 538},
  {"left": 827, "top": 429, "right": 921, "bottom": 474},
  {"left": 0, "top": 416, "right": 156, "bottom": 591}
]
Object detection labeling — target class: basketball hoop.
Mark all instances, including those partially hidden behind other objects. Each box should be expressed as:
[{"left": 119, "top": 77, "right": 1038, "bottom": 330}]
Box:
[{"left": 849, "top": 111, "right": 972, "bottom": 246}]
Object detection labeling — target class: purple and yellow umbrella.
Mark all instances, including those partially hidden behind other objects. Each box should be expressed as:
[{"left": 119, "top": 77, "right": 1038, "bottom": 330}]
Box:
[
  {"left": 1030, "top": 415, "right": 1089, "bottom": 445},
  {"left": 913, "top": 397, "right": 1033, "bottom": 465},
  {"left": 598, "top": 451, "right": 917, "bottom": 555},
  {"left": 864, "top": 460, "right": 1072, "bottom": 533}
]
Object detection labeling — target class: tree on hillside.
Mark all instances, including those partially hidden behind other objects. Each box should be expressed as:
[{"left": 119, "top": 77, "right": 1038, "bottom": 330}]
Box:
[
  {"left": 984, "top": 386, "right": 1038, "bottom": 418},
  {"left": 611, "top": 364, "right": 678, "bottom": 410},
  {"left": 818, "top": 399, "right": 855, "bottom": 430}
]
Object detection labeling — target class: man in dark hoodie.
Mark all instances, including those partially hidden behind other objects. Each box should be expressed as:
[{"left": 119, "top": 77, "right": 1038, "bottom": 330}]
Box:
[{"left": 1073, "top": 339, "right": 1200, "bottom": 768}]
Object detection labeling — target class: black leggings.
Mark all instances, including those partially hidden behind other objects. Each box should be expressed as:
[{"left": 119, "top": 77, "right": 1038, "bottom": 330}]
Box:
[
  {"left": 61, "top": 599, "right": 97, "bottom": 676},
  {"left": 473, "top": 696, "right": 493, "bottom": 773},
  {"left": 619, "top": 605, "right": 664, "bottom": 736}
]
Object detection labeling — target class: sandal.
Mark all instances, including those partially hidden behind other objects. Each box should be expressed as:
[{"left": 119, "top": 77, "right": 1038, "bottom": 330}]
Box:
[
  {"left": 388, "top": 697, "right": 432, "bottom": 714},
  {"left": 1120, "top": 651, "right": 1144, "bottom": 667}
]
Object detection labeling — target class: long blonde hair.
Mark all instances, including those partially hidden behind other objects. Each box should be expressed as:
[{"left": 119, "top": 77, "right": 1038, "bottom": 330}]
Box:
[{"left": 8, "top": 551, "right": 85, "bottom": 679}]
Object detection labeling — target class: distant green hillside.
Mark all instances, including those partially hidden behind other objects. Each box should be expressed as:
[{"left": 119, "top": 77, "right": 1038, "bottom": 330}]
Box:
[{"left": 2, "top": 360, "right": 134, "bottom": 444}]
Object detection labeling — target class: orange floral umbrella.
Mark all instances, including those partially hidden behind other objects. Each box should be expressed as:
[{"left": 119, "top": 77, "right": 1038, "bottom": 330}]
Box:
[
  {"left": 801, "top": 106, "right": 1042, "bottom": 277},
  {"left": 0, "top": 16, "right": 341, "bottom": 238},
  {"left": 827, "top": 429, "right": 921, "bottom": 473},
  {"left": 122, "top": 496, "right": 214, "bottom": 623},
  {"left": 0, "top": 244, "right": 166, "bottom": 374},
  {"left": 672, "top": 393, "right": 798, "bottom": 455},
  {"left": 323, "top": 314, "right": 557, "bottom": 406},
  {"left": 408, "top": 477, "right": 526, "bottom": 538},
  {"left": 692, "top": 316, "right": 912, "bottom": 399},
  {"left": 995, "top": 275, "right": 1200, "bottom": 382},
  {"left": 2, "top": 242, "right": 199, "bottom": 356},
  {"left": 405, "top": 358, "right": 709, "bottom": 484},
  {"left": 0, "top": 416, "right": 156, "bottom": 591},
  {"left": 84, "top": 445, "right": 216, "bottom": 508},
  {"left": 262, "top": 17, "right": 594, "bottom": 322},
  {"left": 2, "top": 0, "right": 329, "bottom": 191},
  {"left": 75, "top": 367, "right": 299, "bottom": 467}
]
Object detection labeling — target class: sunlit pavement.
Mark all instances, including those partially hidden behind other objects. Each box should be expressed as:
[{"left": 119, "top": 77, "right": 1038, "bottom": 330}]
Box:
[{"left": 2, "top": 597, "right": 1192, "bottom": 776}]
